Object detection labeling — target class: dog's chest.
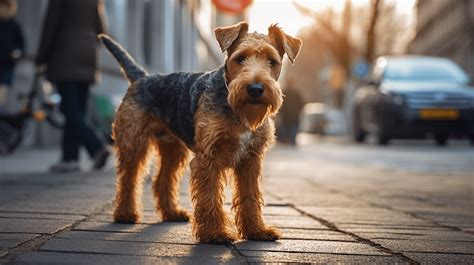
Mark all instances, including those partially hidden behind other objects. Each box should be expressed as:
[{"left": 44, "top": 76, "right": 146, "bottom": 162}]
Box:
[{"left": 234, "top": 130, "right": 254, "bottom": 162}]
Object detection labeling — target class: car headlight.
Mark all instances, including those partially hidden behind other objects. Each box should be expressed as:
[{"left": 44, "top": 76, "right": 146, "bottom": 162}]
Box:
[
  {"left": 392, "top": 94, "right": 404, "bottom": 105},
  {"left": 382, "top": 92, "right": 405, "bottom": 105}
]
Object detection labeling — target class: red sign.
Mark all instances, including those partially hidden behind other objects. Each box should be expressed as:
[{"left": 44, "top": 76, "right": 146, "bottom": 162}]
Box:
[{"left": 212, "top": 0, "right": 253, "bottom": 14}]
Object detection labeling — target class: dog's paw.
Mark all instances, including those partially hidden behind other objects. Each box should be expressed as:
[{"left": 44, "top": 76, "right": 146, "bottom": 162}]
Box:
[
  {"left": 243, "top": 226, "right": 281, "bottom": 241},
  {"left": 113, "top": 211, "right": 140, "bottom": 224},
  {"left": 161, "top": 209, "right": 190, "bottom": 222},
  {"left": 198, "top": 231, "right": 237, "bottom": 245}
]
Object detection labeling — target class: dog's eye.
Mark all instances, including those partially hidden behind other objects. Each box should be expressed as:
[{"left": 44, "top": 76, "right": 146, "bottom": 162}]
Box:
[
  {"left": 234, "top": 56, "right": 246, "bottom": 65},
  {"left": 268, "top": 59, "right": 279, "bottom": 66}
]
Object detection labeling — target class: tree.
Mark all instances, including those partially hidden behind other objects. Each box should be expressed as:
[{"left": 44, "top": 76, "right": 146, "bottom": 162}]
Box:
[
  {"left": 366, "top": 0, "right": 381, "bottom": 62},
  {"left": 292, "top": 0, "right": 413, "bottom": 107},
  {"left": 294, "top": 1, "right": 353, "bottom": 77}
]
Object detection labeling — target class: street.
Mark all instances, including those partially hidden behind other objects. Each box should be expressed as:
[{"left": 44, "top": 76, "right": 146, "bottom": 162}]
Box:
[{"left": 1, "top": 138, "right": 473, "bottom": 264}]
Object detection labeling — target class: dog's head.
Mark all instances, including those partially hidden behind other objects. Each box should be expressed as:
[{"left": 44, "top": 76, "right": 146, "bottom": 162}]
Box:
[{"left": 215, "top": 22, "right": 302, "bottom": 131}]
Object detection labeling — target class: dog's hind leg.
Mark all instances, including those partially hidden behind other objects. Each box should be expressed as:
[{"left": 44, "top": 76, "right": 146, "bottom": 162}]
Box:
[
  {"left": 112, "top": 101, "right": 152, "bottom": 224},
  {"left": 151, "top": 134, "right": 190, "bottom": 222}
]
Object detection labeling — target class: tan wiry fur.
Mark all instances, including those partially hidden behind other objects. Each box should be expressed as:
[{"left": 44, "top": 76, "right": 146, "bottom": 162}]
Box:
[{"left": 112, "top": 22, "right": 302, "bottom": 244}]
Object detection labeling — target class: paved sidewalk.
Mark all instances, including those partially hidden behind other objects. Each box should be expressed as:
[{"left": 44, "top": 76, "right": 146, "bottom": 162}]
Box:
[{"left": 1, "top": 145, "right": 473, "bottom": 264}]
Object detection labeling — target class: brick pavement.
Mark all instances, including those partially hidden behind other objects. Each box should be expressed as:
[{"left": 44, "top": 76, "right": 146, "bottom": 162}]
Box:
[{"left": 0, "top": 145, "right": 473, "bottom": 264}]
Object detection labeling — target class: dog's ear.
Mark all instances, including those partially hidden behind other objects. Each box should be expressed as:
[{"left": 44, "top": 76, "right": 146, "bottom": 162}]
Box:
[
  {"left": 214, "top": 22, "right": 249, "bottom": 52},
  {"left": 268, "top": 24, "right": 302, "bottom": 64}
]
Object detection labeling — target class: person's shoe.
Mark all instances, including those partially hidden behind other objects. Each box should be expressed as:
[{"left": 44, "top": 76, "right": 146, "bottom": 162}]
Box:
[
  {"left": 50, "top": 161, "right": 80, "bottom": 173},
  {"left": 92, "top": 146, "right": 111, "bottom": 170}
]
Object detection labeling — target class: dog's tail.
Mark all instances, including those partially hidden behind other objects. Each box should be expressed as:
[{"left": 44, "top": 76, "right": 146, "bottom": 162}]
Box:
[{"left": 98, "top": 34, "right": 148, "bottom": 82}]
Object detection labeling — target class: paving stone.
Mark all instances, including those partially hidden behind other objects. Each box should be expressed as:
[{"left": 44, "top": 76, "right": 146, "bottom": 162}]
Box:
[
  {"left": 439, "top": 223, "right": 474, "bottom": 231},
  {"left": 404, "top": 252, "right": 474, "bottom": 264},
  {"left": 73, "top": 221, "right": 188, "bottom": 234},
  {"left": 89, "top": 212, "right": 164, "bottom": 224},
  {"left": 63, "top": 223, "right": 195, "bottom": 244},
  {"left": 0, "top": 218, "right": 72, "bottom": 234},
  {"left": 338, "top": 222, "right": 444, "bottom": 229},
  {"left": 15, "top": 251, "right": 240, "bottom": 265},
  {"left": 464, "top": 227, "right": 474, "bottom": 233},
  {"left": 142, "top": 195, "right": 192, "bottom": 213},
  {"left": 242, "top": 251, "right": 406, "bottom": 263},
  {"left": 1, "top": 199, "right": 107, "bottom": 215},
  {"left": 276, "top": 191, "right": 369, "bottom": 207},
  {"left": 279, "top": 228, "right": 355, "bottom": 242},
  {"left": 264, "top": 215, "right": 327, "bottom": 229},
  {"left": 40, "top": 238, "right": 235, "bottom": 259},
  {"left": 373, "top": 239, "right": 474, "bottom": 254},
  {"left": 261, "top": 194, "right": 286, "bottom": 205},
  {"left": 235, "top": 239, "right": 387, "bottom": 255},
  {"left": 262, "top": 206, "right": 301, "bottom": 216},
  {"left": 0, "top": 212, "right": 85, "bottom": 221},
  {"left": 343, "top": 227, "right": 453, "bottom": 234},
  {"left": 142, "top": 202, "right": 193, "bottom": 213},
  {"left": 356, "top": 230, "right": 474, "bottom": 241},
  {"left": 0, "top": 233, "right": 40, "bottom": 248},
  {"left": 402, "top": 206, "right": 474, "bottom": 221},
  {"left": 299, "top": 206, "right": 433, "bottom": 227}
]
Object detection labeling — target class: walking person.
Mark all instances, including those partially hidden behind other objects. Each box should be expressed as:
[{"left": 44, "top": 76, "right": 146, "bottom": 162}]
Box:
[
  {"left": 279, "top": 76, "right": 304, "bottom": 145},
  {"left": 0, "top": 0, "right": 24, "bottom": 111},
  {"left": 36, "top": 0, "right": 109, "bottom": 172}
]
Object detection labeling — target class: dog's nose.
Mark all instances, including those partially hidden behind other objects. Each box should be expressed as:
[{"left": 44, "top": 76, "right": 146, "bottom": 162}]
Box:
[{"left": 247, "top": 83, "right": 264, "bottom": 98}]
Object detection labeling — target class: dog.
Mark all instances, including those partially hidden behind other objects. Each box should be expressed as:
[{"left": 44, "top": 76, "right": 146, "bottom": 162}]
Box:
[{"left": 99, "top": 21, "right": 302, "bottom": 244}]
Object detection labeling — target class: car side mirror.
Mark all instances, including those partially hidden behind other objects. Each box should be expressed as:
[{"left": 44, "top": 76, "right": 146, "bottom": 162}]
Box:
[
  {"left": 367, "top": 79, "right": 380, "bottom": 87},
  {"left": 360, "top": 76, "right": 380, "bottom": 87}
]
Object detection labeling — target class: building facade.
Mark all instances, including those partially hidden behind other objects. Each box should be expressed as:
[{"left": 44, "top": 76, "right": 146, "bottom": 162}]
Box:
[
  {"left": 408, "top": 0, "right": 474, "bottom": 81},
  {"left": 12, "top": 0, "right": 241, "bottom": 147}
]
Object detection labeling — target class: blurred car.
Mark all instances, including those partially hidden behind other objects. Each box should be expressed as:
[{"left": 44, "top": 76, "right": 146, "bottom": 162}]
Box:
[
  {"left": 352, "top": 56, "right": 474, "bottom": 146},
  {"left": 299, "top": 103, "right": 327, "bottom": 135},
  {"left": 300, "top": 103, "right": 348, "bottom": 135}
]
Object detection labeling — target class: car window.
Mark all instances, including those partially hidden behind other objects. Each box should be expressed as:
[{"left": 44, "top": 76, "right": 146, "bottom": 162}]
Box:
[{"left": 384, "top": 58, "right": 469, "bottom": 83}]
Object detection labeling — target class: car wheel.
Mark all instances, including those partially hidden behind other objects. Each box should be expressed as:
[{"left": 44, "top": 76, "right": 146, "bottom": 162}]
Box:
[
  {"left": 376, "top": 120, "right": 390, "bottom": 146},
  {"left": 352, "top": 110, "right": 366, "bottom": 143},
  {"left": 434, "top": 133, "right": 448, "bottom": 146},
  {"left": 352, "top": 123, "right": 366, "bottom": 143},
  {"left": 377, "top": 132, "right": 389, "bottom": 145},
  {"left": 469, "top": 135, "right": 474, "bottom": 146},
  {"left": 354, "top": 130, "right": 366, "bottom": 143}
]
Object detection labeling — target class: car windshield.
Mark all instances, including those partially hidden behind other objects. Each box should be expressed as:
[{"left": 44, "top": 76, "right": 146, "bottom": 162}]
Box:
[{"left": 384, "top": 58, "right": 469, "bottom": 83}]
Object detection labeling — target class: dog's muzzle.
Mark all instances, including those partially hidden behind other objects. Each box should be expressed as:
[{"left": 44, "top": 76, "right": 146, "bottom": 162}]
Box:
[{"left": 247, "top": 83, "right": 264, "bottom": 98}]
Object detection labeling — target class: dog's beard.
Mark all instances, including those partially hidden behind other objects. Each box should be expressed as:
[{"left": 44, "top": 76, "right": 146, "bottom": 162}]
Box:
[
  {"left": 228, "top": 80, "right": 282, "bottom": 131},
  {"left": 239, "top": 103, "right": 271, "bottom": 131}
]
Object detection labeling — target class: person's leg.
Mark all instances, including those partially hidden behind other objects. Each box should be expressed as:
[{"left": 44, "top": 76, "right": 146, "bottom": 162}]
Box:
[
  {"left": 278, "top": 122, "right": 289, "bottom": 143},
  {"left": 0, "top": 68, "right": 14, "bottom": 111},
  {"left": 289, "top": 122, "right": 299, "bottom": 145},
  {"left": 57, "top": 83, "right": 81, "bottom": 162},
  {"left": 75, "top": 83, "right": 104, "bottom": 158},
  {"left": 5, "top": 68, "right": 13, "bottom": 87},
  {"left": 0, "top": 67, "right": 14, "bottom": 87}
]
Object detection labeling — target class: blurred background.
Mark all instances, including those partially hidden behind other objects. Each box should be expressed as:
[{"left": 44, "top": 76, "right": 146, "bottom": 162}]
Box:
[{"left": 1, "top": 0, "right": 473, "bottom": 154}]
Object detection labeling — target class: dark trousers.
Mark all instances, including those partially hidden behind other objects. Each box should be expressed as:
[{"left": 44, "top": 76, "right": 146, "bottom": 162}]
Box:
[
  {"left": 57, "top": 82, "right": 103, "bottom": 161},
  {"left": 0, "top": 67, "right": 14, "bottom": 86}
]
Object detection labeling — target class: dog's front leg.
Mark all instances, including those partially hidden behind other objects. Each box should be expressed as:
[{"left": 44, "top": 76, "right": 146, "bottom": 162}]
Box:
[
  {"left": 190, "top": 153, "right": 237, "bottom": 244},
  {"left": 233, "top": 151, "right": 281, "bottom": 241}
]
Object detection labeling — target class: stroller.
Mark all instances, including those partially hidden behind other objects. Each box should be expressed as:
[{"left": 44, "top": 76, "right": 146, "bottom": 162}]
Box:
[{"left": 0, "top": 73, "right": 64, "bottom": 154}]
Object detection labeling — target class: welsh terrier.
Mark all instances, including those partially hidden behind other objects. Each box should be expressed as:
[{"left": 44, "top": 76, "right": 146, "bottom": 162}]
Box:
[{"left": 99, "top": 22, "right": 302, "bottom": 244}]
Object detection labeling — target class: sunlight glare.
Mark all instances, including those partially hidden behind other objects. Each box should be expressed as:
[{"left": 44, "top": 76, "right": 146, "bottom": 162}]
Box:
[{"left": 248, "top": 0, "right": 416, "bottom": 36}]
